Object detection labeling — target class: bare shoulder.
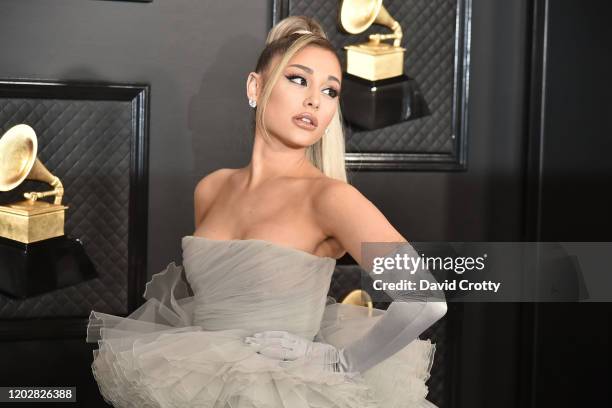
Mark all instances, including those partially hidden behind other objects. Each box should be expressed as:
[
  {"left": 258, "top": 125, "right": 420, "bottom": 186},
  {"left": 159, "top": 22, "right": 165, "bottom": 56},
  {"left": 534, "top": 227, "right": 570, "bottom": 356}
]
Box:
[
  {"left": 312, "top": 177, "right": 371, "bottom": 214},
  {"left": 194, "top": 168, "right": 236, "bottom": 195},
  {"left": 194, "top": 168, "right": 238, "bottom": 226}
]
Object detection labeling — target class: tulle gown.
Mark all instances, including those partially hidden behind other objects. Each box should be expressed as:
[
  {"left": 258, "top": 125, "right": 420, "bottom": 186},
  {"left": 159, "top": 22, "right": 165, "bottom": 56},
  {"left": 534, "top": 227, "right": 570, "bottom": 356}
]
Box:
[{"left": 86, "top": 235, "right": 438, "bottom": 408}]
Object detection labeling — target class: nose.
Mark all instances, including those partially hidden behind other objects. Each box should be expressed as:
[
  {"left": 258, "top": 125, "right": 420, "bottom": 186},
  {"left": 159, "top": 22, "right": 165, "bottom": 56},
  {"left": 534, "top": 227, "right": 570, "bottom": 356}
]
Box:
[{"left": 304, "top": 93, "right": 320, "bottom": 110}]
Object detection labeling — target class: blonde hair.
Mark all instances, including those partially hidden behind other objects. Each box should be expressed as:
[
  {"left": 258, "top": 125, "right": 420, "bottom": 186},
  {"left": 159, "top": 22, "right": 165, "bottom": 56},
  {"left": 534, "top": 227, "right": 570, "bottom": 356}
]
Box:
[{"left": 252, "top": 16, "right": 348, "bottom": 183}]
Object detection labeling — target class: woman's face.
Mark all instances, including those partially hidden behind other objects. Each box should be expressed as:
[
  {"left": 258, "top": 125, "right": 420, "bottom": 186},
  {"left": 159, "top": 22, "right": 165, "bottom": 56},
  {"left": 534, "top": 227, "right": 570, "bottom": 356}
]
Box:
[{"left": 250, "top": 45, "right": 342, "bottom": 148}]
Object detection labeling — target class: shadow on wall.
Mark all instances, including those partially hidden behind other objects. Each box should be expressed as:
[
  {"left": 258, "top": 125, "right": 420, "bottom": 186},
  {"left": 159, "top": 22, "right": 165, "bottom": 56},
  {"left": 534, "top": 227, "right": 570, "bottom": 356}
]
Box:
[{"left": 188, "top": 33, "right": 263, "bottom": 177}]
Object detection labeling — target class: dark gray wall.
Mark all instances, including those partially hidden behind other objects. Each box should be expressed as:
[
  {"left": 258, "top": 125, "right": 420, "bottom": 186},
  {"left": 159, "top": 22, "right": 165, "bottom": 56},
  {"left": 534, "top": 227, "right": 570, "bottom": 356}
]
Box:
[
  {"left": 447, "top": 3, "right": 529, "bottom": 408},
  {"left": 0, "top": 0, "right": 527, "bottom": 269},
  {"left": 1, "top": 0, "right": 271, "bottom": 274}
]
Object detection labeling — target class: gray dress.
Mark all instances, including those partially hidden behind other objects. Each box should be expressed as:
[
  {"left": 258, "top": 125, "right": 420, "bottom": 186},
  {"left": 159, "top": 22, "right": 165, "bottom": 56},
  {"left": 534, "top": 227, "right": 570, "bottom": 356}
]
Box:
[{"left": 86, "top": 235, "right": 437, "bottom": 408}]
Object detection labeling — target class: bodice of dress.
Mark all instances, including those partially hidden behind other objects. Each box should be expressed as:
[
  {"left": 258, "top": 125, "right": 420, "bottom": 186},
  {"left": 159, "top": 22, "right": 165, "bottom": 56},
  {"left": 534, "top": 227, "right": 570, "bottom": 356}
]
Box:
[{"left": 181, "top": 236, "right": 337, "bottom": 340}]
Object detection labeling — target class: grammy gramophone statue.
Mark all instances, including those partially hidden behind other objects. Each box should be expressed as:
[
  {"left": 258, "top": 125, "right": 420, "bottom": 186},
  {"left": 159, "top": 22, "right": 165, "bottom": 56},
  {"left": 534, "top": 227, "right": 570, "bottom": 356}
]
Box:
[
  {"left": 342, "top": 289, "right": 374, "bottom": 317},
  {"left": 0, "top": 124, "right": 96, "bottom": 299},
  {"left": 0, "top": 124, "right": 68, "bottom": 243},
  {"left": 339, "top": 0, "right": 430, "bottom": 129}
]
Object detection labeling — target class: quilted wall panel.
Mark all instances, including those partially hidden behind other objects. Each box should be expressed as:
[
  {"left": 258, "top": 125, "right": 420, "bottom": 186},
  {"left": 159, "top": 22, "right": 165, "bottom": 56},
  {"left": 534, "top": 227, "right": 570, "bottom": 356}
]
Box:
[
  {"left": 0, "top": 98, "right": 133, "bottom": 318},
  {"left": 290, "top": 0, "right": 457, "bottom": 152},
  {"left": 276, "top": 0, "right": 470, "bottom": 171}
]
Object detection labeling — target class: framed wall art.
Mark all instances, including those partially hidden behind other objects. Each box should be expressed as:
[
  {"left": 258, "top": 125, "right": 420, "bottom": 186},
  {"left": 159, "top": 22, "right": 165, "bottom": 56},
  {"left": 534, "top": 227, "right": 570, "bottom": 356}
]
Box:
[
  {"left": 0, "top": 79, "right": 150, "bottom": 340},
  {"left": 273, "top": 0, "right": 471, "bottom": 171}
]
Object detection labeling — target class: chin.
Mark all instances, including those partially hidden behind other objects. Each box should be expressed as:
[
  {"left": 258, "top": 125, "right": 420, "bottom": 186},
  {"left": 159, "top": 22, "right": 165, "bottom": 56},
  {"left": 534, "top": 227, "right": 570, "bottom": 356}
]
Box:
[{"left": 274, "top": 128, "right": 321, "bottom": 148}]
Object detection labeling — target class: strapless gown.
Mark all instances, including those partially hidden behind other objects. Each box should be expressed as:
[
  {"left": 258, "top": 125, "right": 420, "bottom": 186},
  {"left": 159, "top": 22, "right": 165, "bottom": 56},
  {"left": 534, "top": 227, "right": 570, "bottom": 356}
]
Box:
[{"left": 86, "top": 235, "right": 438, "bottom": 408}]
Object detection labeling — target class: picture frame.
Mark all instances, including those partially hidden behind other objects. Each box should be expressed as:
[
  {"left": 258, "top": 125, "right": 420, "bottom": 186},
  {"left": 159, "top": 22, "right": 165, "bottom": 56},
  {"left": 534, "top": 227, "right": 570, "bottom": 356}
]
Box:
[
  {"left": 272, "top": 0, "right": 472, "bottom": 171},
  {"left": 0, "top": 79, "right": 150, "bottom": 340}
]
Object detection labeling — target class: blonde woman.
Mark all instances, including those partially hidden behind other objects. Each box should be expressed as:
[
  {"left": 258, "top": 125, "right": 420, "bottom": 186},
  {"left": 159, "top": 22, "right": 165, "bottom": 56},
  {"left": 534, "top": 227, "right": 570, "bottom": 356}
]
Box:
[{"left": 87, "top": 16, "right": 447, "bottom": 408}]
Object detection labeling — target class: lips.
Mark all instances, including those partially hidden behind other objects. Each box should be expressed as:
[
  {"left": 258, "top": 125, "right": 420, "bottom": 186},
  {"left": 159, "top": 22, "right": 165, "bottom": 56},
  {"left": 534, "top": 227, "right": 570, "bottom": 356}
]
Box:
[{"left": 292, "top": 112, "right": 318, "bottom": 129}]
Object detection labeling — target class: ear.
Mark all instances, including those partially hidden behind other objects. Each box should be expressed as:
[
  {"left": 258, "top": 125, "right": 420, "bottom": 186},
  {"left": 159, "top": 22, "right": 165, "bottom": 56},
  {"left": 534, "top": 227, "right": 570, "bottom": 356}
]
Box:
[{"left": 246, "top": 72, "right": 261, "bottom": 102}]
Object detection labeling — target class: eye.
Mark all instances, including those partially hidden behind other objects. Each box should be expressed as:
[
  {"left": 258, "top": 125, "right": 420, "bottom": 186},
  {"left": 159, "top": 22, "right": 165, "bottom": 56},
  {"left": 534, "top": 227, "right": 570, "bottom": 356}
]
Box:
[
  {"left": 324, "top": 88, "right": 339, "bottom": 98},
  {"left": 286, "top": 75, "right": 306, "bottom": 86},
  {"left": 285, "top": 74, "right": 340, "bottom": 98}
]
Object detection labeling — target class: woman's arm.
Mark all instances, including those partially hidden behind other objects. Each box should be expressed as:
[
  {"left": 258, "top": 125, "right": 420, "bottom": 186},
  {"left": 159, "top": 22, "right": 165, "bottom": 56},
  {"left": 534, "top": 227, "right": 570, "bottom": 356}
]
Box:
[{"left": 313, "top": 180, "right": 447, "bottom": 374}]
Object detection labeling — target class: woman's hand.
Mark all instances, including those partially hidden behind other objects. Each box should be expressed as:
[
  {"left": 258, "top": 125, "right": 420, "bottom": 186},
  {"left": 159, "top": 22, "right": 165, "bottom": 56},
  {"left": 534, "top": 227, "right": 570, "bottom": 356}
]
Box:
[
  {"left": 245, "top": 330, "right": 308, "bottom": 360},
  {"left": 245, "top": 330, "right": 346, "bottom": 372}
]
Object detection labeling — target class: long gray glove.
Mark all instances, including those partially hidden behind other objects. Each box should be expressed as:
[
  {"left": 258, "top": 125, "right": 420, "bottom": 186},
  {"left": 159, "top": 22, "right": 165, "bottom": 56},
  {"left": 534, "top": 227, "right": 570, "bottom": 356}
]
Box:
[{"left": 335, "top": 242, "right": 448, "bottom": 374}]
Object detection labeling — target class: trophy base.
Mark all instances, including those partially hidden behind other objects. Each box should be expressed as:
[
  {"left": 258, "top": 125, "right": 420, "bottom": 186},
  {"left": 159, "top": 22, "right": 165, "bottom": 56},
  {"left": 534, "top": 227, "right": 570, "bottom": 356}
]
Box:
[
  {"left": 0, "top": 200, "right": 68, "bottom": 243},
  {"left": 0, "top": 235, "right": 97, "bottom": 299},
  {"left": 345, "top": 44, "right": 405, "bottom": 80},
  {"left": 340, "top": 73, "right": 430, "bottom": 130}
]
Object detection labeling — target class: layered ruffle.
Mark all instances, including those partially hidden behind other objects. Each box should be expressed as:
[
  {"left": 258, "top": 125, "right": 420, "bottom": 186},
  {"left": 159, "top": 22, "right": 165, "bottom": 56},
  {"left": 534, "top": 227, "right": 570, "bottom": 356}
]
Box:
[
  {"left": 318, "top": 302, "right": 438, "bottom": 408},
  {"left": 87, "top": 262, "right": 437, "bottom": 408}
]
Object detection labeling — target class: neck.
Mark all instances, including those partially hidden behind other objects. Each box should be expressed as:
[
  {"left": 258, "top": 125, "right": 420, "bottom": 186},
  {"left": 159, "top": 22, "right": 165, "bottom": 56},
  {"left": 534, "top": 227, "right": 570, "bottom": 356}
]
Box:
[{"left": 244, "top": 128, "right": 314, "bottom": 189}]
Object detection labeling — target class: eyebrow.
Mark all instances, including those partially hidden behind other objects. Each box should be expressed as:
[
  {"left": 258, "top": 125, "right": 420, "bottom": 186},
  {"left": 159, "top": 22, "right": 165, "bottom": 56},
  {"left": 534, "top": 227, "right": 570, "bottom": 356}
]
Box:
[{"left": 288, "top": 64, "right": 341, "bottom": 86}]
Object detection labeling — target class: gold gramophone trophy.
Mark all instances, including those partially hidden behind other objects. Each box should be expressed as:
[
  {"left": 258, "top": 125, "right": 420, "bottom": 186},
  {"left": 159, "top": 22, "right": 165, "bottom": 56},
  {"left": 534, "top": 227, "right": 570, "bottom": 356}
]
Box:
[
  {"left": 342, "top": 289, "right": 374, "bottom": 316},
  {"left": 0, "top": 123, "right": 96, "bottom": 299},
  {"left": 0, "top": 124, "right": 68, "bottom": 243},
  {"left": 339, "top": 0, "right": 430, "bottom": 129}
]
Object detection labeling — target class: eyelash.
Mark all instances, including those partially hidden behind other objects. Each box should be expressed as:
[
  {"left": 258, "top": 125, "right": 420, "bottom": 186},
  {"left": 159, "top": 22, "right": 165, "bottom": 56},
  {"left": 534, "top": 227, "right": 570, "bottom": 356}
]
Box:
[{"left": 285, "top": 74, "right": 339, "bottom": 98}]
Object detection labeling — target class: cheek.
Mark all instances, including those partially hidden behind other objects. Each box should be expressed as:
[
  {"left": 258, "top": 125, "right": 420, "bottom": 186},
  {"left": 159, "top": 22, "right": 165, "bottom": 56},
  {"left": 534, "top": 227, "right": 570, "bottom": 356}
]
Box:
[
  {"left": 269, "top": 81, "right": 295, "bottom": 105},
  {"left": 263, "top": 93, "right": 294, "bottom": 130},
  {"left": 271, "top": 87, "right": 305, "bottom": 120},
  {"left": 323, "top": 104, "right": 338, "bottom": 126}
]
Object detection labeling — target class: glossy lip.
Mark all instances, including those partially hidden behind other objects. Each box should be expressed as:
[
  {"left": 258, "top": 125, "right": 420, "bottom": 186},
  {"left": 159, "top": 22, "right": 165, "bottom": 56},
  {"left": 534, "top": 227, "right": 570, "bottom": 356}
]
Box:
[{"left": 292, "top": 112, "right": 318, "bottom": 128}]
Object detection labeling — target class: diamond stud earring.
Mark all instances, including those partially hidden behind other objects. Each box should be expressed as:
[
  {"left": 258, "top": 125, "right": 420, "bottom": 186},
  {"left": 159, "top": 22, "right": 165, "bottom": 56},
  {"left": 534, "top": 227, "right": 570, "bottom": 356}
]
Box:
[{"left": 248, "top": 99, "right": 257, "bottom": 108}]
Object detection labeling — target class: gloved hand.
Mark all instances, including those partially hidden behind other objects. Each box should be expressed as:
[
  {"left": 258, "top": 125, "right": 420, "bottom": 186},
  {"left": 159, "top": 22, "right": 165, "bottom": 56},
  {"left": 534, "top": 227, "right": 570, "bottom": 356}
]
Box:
[
  {"left": 317, "top": 242, "right": 448, "bottom": 375},
  {"left": 245, "top": 330, "right": 347, "bottom": 373}
]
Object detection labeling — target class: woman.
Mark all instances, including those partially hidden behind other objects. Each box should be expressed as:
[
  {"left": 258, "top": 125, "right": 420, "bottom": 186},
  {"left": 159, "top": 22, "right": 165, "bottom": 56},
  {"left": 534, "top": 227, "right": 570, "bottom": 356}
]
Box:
[{"left": 87, "top": 15, "right": 447, "bottom": 408}]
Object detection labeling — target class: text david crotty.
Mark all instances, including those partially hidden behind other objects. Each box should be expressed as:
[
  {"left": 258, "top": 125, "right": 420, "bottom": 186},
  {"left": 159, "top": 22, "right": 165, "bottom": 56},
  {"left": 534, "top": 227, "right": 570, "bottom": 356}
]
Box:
[{"left": 373, "top": 279, "right": 502, "bottom": 293}]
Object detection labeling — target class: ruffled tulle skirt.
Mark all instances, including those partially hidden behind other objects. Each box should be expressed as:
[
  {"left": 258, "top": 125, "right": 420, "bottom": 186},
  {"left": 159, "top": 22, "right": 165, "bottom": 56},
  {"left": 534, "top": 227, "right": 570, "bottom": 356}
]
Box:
[{"left": 87, "top": 262, "right": 438, "bottom": 408}]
